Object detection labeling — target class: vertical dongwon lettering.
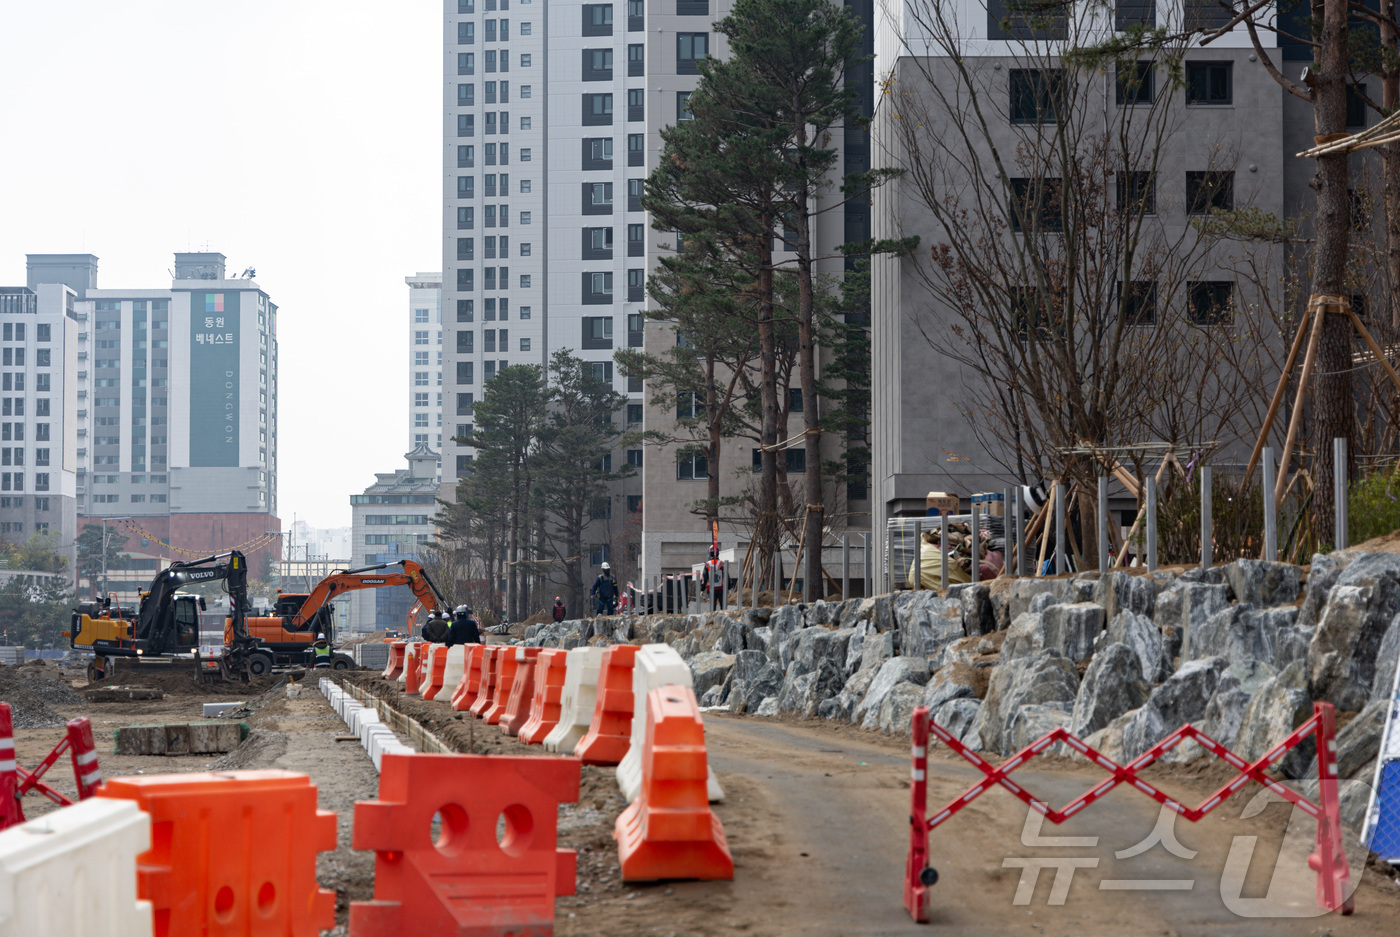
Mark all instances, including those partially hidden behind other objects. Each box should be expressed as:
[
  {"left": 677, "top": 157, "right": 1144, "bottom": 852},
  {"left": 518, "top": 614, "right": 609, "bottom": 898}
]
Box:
[{"left": 189, "top": 291, "right": 240, "bottom": 465}]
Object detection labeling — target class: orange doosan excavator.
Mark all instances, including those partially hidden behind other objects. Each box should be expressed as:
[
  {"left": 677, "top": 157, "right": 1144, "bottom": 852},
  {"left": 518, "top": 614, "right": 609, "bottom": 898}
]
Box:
[{"left": 226, "top": 559, "right": 450, "bottom": 667}]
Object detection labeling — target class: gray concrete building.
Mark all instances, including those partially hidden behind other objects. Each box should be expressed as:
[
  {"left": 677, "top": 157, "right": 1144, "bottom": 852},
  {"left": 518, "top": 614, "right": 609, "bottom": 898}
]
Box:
[
  {"left": 405, "top": 271, "right": 445, "bottom": 466},
  {"left": 348, "top": 444, "right": 442, "bottom": 632}
]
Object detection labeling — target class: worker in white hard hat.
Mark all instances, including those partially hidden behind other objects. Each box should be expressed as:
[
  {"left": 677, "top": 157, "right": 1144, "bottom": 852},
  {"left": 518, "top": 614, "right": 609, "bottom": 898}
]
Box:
[{"left": 590, "top": 561, "right": 619, "bottom": 616}]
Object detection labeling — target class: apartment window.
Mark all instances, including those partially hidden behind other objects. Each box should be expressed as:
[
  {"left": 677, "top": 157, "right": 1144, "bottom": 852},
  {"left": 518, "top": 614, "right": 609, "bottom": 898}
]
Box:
[
  {"left": 459, "top": 52, "right": 475, "bottom": 74},
  {"left": 34, "top": 448, "right": 48, "bottom": 466},
  {"left": 627, "top": 495, "right": 643, "bottom": 513},
  {"left": 629, "top": 0, "right": 644, "bottom": 29},
  {"left": 36, "top": 349, "right": 49, "bottom": 367},
  {"left": 457, "top": 392, "right": 475, "bottom": 415},
  {"left": 583, "top": 316, "right": 614, "bottom": 348},
  {"left": 457, "top": 361, "right": 475, "bottom": 384},
  {"left": 458, "top": 330, "right": 475, "bottom": 353},
  {"left": 626, "top": 90, "right": 646, "bottom": 125},
  {"left": 789, "top": 387, "right": 804, "bottom": 413},
  {"left": 458, "top": 299, "right": 475, "bottom": 321},
  {"left": 1010, "top": 69, "right": 1064, "bottom": 123},
  {"left": 457, "top": 145, "right": 475, "bottom": 168},
  {"left": 677, "top": 0, "right": 709, "bottom": 14},
  {"left": 628, "top": 373, "right": 642, "bottom": 392},
  {"left": 414, "top": 392, "right": 430, "bottom": 407},
  {"left": 1009, "top": 177, "right": 1063, "bottom": 232},
  {"left": 458, "top": 113, "right": 475, "bottom": 137},
  {"left": 1347, "top": 83, "right": 1368, "bottom": 130},
  {"left": 1115, "top": 0, "right": 1155, "bottom": 28},
  {"left": 486, "top": 205, "right": 497, "bottom": 227},
  {"left": 583, "top": 273, "right": 615, "bottom": 305},
  {"left": 484, "top": 329, "right": 497, "bottom": 353},
  {"left": 1116, "top": 171, "right": 1155, "bottom": 214},
  {"left": 627, "top": 268, "right": 645, "bottom": 301},
  {"left": 1116, "top": 61, "right": 1153, "bottom": 105},
  {"left": 457, "top": 237, "right": 475, "bottom": 260},
  {"left": 588, "top": 361, "right": 613, "bottom": 383},
  {"left": 583, "top": 93, "right": 614, "bottom": 125},
  {"left": 584, "top": 182, "right": 614, "bottom": 214},
  {"left": 459, "top": 82, "right": 475, "bottom": 106},
  {"left": 1184, "top": 0, "right": 1233, "bottom": 28},
  {"left": 414, "top": 371, "right": 429, "bottom": 386},
  {"left": 520, "top": 337, "right": 531, "bottom": 352},
  {"left": 677, "top": 390, "right": 700, "bottom": 419},
  {"left": 583, "top": 3, "right": 614, "bottom": 35},
  {"left": 583, "top": 226, "right": 614, "bottom": 259},
  {"left": 486, "top": 50, "right": 497, "bottom": 71},
  {"left": 677, "top": 33, "right": 708, "bottom": 74},
  {"left": 626, "top": 134, "right": 645, "bottom": 170},
  {"left": 627, "top": 223, "right": 645, "bottom": 257},
  {"left": 520, "top": 305, "right": 532, "bottom": 319},
  {"left": 628, "top": 178, "right": 643, "bottom": 211},
  {"left": 677, "top": 452, "right": 709, "bottom": 480},
  {"left": 785, "top": 449, "right": 807, "bottom": 474},
  {"left": 457, "top": 269, "right": 475, "bottom": 291},
  {"left": 1186, "top": 170, "right": 1234, "bottom": 214},
  {"left": 459, "top": 21, "right": 475, "bottom": 43},
  {"left": 1120, "top": 280, "right": 1157, "bottom": 325},
  {"left": 1189, "top": 281, "right": 1233, "bottom": 325},
  {"left": 583, "top": 137, "right": 614, "bottom": 170},
  {"left": 627, "top": 403, "right": 643, "bottom": 423},
  {"left": 518, "top": 54, "right": 529, "bottom": 68},
  {"left": 584, "top": 47, "right": 614, "bottom": 81},
  {"left": 1186, "top": 63, "right": 1232, "bottom": 105},
  {"left": 988, "top": 0, "right": 1066, "bottom": 39},
  {"left": 36, "top": 325, "right": 50, "bottom": 342},
  {"left": 486, "top": 112, "right": 497, "bottom": 134},
  {"left": 677, "top": 91, "right": 694, "bottom": 121},
  {"left": 521, "top": 21, "right": 531, "bottom": 35},
  {"left": 458, "top": 206, "right": 475, "bottom": 229},
  {"left": 485, "top": 267, "right": 497, "bottom": 290}
]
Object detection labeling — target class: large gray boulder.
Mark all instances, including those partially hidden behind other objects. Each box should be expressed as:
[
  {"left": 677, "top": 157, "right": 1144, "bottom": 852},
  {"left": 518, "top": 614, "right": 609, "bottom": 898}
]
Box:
[
  {"left": 1006, "top": 703, "right": 1073, "bottom": 752},
  {"left": 1199, "top": 667, "right": 1261, "bottom": 750},
  {"left": 1332, "top": 551, "right": 1400, "bottom": 590},
  {"left": 776, "top": 669, "right": 816, "bottom": 713},
  {"left": 1157, "top": 582, "right": 1231, "bottom": 657},
  {"left": 1234, "top": 661, "right": 1313, "bottom": 778},
  {"left": 1000, "top": 612, "right": 1046, "bottom": 662},
  {"left": 972, "top": 651, "right": 1080, "bottom": 755},
  {"left": 860, "top": 631, "right": 896, "bottom": 672},
  {"left": 932, "top": 698, "right": 982, "bottom": 748},
  {"left": 726, "top": 649, "right": 784, "bottom": 714},
  {"left": 1298, "top": 564, "right": 1344, "bottom": 632},
  {"left": 924, "top": 662, "right": 980, "bottom": 712},
  {"left": 837, "top": 597, "right": 875, "bottom": 629},
  {"left": 717, "top": 617, "right": 747, "bottom": 655},
  {"left": 748, "top": 625, "right": 773, "bottom": 656},
  {"left": 1105, "top": 611, "right": 1172, "bottom": 683},
  {"left": 789, "top": 626, "right": 853, "bottom": 678},
  {"left": 1040, "top": 602, "right": 1104, "bottom": 660},
  {"left": 877, "top": 683, "right": 927, "bottom": 734},
  {"left": 1307, "top": 575, "right": 1400, "bottom": 711},
  {"left": 1121, "top": 656, "right": 1230, "bottom": 761},
  {"left": 765, "top": 605, "right": 806, "bottom": 668},
  {"left": 1093, "top": 571, "right": 1155, "bottom": 622},
  {"left": 777, "top": 657, "right": 847, "bottom": 717},
  {"left": 1029, "top": 592, "right": 1061, "bottom": 614},
  {"left": 957, "top": 584, "right": 996, "bottom": 636},
  {"left": 826, "top": 666, "right": 878, "bottom": 722},
  {"left": 1007, "top": 578, "right": 1060, "bottom": 619},
  {"left": 857, "top": 657, "right": 932, "bottom": 729},
  {"left": 1221, "top": 559, "right": 1301, "bottom": 607},
  {"left": 844, "top": 620, "right": 874, "bottom": 676},
  {"left": 689, "top": 651, "right": 735, "bottom": 699},
  {"left": 1188, "top": 605, "right": 1299, "bottom": 667},
  {"left": 893, "top": 591, "right": 965, "bottom": 659},
  {"left": 1070, "top": 642, "right": 1150, "bottom": 737},
  {"left": 1370, "top": 612, "right": 1400, "bottom": 705}
]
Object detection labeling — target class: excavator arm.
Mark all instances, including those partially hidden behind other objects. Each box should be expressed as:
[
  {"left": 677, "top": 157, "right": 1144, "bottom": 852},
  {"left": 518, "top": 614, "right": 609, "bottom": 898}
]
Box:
[
  {"left": 134, "top": 550, "right": 252, "bottom": 657},
  {"left": 288, "top": 560, "right": 448, "bottom": 630}
]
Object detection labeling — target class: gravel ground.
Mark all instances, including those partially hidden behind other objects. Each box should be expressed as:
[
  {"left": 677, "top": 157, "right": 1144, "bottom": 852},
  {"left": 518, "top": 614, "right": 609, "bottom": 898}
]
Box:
[{"left": 0, "top": 660, "right": 85, "bottom": 728}]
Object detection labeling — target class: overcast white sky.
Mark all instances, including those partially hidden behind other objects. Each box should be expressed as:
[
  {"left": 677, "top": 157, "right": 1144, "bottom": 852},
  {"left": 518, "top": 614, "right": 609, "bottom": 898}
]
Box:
[{"left": 0, "top": 2, "right": 440, "bottom": 531}]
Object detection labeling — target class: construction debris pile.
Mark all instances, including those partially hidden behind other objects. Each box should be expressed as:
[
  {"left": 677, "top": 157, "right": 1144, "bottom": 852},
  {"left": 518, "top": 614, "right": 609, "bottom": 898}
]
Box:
[{"left": 0, "top": 662, "right": 84, "bottom": 729}]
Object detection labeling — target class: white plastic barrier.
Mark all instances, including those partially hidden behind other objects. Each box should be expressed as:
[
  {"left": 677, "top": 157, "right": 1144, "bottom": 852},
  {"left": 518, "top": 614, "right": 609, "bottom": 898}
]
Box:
[
  {"left": 397, "top": 642, "right": 420, "bottom": 686},
  {"left": 543, "top": 646, "right": 606, "bottom": 754},
  {"left": 617, "top": 644, "right": 725, "bottom": 804},
  {"left": 0, "top": 797, "right": 152, "bottom": 937},
  {"left": 429, "top": 645, "right": 467, "bottom": 702}
]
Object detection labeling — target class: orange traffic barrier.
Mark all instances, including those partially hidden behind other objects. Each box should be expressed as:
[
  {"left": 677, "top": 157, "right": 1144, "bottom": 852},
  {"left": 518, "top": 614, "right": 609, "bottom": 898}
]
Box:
[
  {"left": 451, "top": 645, "right": 487, "bottom": 711},
  {"left": 421, "top": 644, "right": 450, "bottom": 701},
  {"left": 385, "top": 641, "right": 407, "bottom": 680},
  {"left": 470, "top": 647, "right": 503, "bottom": 718},
  {"left": 404, "top": 642, "right": 424, "bottom": 696},
  {"left": 99, "top": 769, "right": 337, "bottom": 936},
  {"left": 574, "top": 644, "right": 639, "bottom": 766},
  {"left": 518, "top": 649, "right": 568, "bottom": 745},
  {"left": 350, "top": 751, "right": 579, "bottom": 936},
  {"left": 481, "top": 647, "right": 521, "bottom": 725},
  {"left": 499, "top": 647, "right": 542, "bottom": 736},
  {"left": 615, "top": 685, "right": 733, "bottom": 882}
]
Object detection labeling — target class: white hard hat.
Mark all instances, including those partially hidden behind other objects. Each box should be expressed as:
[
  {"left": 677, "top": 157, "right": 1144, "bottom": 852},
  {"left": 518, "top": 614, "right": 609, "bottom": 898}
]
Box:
[
  {"left": 316, "top": 633, "right": 325, "bottom": 640},
  {"left": 601, "top": 562, "right": 611, "bottom": 570}
]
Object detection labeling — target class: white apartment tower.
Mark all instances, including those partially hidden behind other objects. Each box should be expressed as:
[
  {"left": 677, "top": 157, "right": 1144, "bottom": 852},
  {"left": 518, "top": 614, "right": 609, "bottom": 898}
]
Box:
[{"left": 405, "top": 271, "right": 444, "bottom": 468}]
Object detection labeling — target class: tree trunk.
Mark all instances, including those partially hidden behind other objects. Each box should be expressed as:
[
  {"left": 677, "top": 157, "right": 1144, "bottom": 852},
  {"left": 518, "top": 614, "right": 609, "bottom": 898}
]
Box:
[
  {"left": 1309, "top": 0, "right": 1354, "bottom": 546},
  {"left": 706, "top": 353, "right": 721, "bottom": 527},
  {"left": 1383, "top": 3, "right": 1400, "bottom": 330},
  {"left": 796, "top": 195, "right": 824, "bottom": 602},
  {"left": 756, "top": 221, "right": 781, "bottom": 596}
]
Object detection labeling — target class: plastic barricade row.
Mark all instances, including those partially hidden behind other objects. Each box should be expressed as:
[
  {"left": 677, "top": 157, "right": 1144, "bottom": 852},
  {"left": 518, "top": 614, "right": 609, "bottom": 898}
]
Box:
[
  {"left": 384, "top": 641, "right": 407, "bottom": 680},
  {"left": 615, "top": 684, "right": 734, "bottom": 882},
  {"left": 617, "top": 644, "right": 725, "bottom": 804},
  {"left": 519, "top": 649, "right": 569, "bottom": 745},
  {"left": 0, "top": 797, "right": 153, "bottom": 937},
  {"left": 404, "top": 642, "right": 424, "bottom": 696},
  {"left": 575, "top": 644, "right": 640, "bottom": 765},
  {"left": 452, "top": 645, "right": 488, "bottom": 711},
  {"left": 351, "top": 752, "right": 579, "bottom": 937},
  {"left": 544, "top": 646, "right": 606, "bottom": 754},
  {"left": 421, "top": 645, "right": 451, "bottom": 702},
  {"left": 434, "top": 645, "right": 467, "bottom": 703},
  {"left": 500, "top": 647, "right": 543, "bottom": 736},
  {"left": 470, "top": 648, "right": 503, "bottom": 718},
  {"left": 481, "top": 648, "right": 521, "bottom": 725},
  {"left": 99, "top": 770, "right": 338, "bottom": 937}
]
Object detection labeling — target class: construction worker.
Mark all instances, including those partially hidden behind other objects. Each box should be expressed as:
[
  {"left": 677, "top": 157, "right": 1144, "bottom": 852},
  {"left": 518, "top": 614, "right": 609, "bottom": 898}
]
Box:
[
  {"left": 421, "top": 610, "right": 450, "bottom": 644},
  {"left": 552, "top": 596, "right": 567, "bottom": 622},
  {"left": 309, "top": 633, "right": 332, "bottom": 668},
  {"left": 702, "top": 546, "right": 727, "bottom": 611},
  {"left": 590, "top": 562, "right": 619, "bottom": 615},
  {"left": 448, "top": 605, "right": 481, "bottom": 646}
]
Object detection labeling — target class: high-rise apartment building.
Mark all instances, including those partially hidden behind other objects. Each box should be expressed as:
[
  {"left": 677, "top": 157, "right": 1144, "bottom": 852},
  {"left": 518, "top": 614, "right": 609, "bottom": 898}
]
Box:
[
  {"left": 19, "top": 252, "right": 281, "bottom": 590},
  {"left": 440, "top": 0, "right": 874, "bottom": 596},
  {"left": 405, "top": 271, "right": 445, "bottom": 467},
  {"left": 0, "top": 280, "right": 82, "bottom": 576}
]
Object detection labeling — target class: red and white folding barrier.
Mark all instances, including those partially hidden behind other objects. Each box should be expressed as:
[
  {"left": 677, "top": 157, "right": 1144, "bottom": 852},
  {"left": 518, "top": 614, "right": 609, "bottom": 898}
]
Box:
[
  {"left": 0, "top": 702, "right": 104, "bottom": 830},
  {"left": 904, "top": 702, "right": 1353, "bottom": 922}
]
